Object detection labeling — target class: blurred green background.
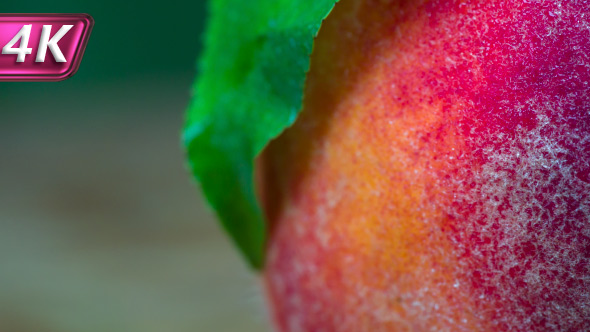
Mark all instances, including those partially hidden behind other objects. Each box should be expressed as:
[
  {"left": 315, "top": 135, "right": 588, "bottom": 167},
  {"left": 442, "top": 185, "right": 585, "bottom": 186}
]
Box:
[{"left": 0, "top": 1, "right": 269, "bottom": 331}]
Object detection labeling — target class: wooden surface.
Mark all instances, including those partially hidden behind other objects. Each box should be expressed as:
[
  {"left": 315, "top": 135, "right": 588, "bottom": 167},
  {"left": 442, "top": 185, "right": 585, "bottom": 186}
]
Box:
[{"left": 0, "top": 78, "right": 270, "bottom": 332}]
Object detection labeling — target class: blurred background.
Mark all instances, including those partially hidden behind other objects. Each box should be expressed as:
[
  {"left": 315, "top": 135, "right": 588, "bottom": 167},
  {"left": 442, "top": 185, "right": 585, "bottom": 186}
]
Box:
[{"left": 0, "top": 1, "right": 269, "bottom": 331}]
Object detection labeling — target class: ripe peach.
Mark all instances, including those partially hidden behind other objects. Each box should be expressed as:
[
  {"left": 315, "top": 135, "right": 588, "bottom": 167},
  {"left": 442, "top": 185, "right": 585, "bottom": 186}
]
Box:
[{"left": 258, "top": 0, "right": 590, "bottom": 331}]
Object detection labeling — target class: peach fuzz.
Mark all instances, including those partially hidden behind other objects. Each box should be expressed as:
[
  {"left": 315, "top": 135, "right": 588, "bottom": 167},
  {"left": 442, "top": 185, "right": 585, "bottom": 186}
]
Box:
[{"left": 257, "top": 0, "right": 590, "bottom": 331}]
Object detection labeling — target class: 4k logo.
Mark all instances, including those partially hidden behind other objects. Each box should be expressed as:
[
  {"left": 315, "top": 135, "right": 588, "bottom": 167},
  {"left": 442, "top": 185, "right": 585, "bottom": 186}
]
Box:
[{"left": 0, "top": 14, "right": 93, "bottom": 81}]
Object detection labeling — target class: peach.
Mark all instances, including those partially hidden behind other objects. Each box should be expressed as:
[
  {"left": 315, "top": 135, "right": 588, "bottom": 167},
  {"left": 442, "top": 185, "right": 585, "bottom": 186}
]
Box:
[{"left": 258, "top": 0, "right": 590, "bottom": 331}]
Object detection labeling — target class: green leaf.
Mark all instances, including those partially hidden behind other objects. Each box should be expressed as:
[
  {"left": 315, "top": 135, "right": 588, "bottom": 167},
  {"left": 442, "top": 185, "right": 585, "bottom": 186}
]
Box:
[{"left": 183, "top": 0, "right": 339, "bottom": 269}]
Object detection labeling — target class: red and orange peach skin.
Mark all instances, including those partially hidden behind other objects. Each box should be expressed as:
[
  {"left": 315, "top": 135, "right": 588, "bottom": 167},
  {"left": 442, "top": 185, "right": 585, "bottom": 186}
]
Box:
[{"left": 258, "top": 0, "right": 590, "bottom": 331}]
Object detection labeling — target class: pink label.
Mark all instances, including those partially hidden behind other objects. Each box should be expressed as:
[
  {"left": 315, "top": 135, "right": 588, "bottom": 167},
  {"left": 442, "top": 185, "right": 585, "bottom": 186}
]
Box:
[{"left": 0, "top": 14, "right": 93, "bottom": 81}]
